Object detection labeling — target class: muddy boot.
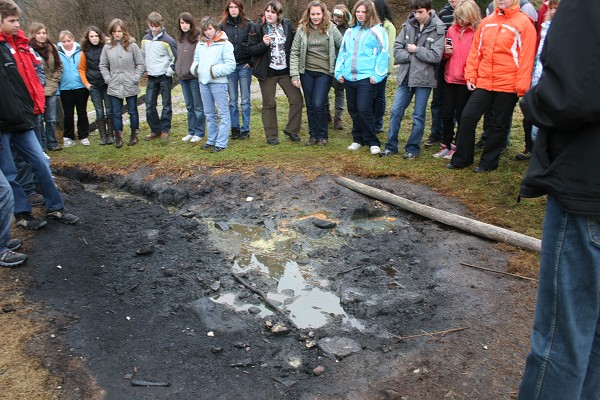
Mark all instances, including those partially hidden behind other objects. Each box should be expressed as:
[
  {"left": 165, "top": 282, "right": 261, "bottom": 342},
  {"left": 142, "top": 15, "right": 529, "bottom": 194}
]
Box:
[
  {"left": 127, "top": 128, "right": 139, "bottom": 146},
  {"left": 114, "top": 131, "right": 123, "bottom": 148},
  {"left": 97, "top": 117, "right": 108, "bottom": 145},
  {"left": 106, "top": 119, "right": 114, "bottom": 144}
]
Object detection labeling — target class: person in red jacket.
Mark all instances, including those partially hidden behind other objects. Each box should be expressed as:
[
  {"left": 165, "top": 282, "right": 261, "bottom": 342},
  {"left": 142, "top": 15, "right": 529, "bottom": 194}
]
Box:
[{"left": 446, "top": 0, "right": 536, "bottom": 172}]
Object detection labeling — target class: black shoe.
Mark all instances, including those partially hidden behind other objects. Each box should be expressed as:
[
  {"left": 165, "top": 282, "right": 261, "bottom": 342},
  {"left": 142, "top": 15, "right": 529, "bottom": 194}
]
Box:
[
  {"left": 515, "top": 150, "right": 531, "bottom": 161},
  {"left": 266, "top": 138, "right": 279, "bottom": 145},
  {"left": 231, "top": 128, "right": 241, "bottom": 140},
  {"left": 47, "top": 145, "right": 62, "bottom": 151},
  {"left": 15, "top": 212, "right": 47, "bottom": 230},
  {"left": 239, "top": 131, "right": 250, "bottom": 139},
  {"left": 0, "top": 250, "right": 27, "bottom": 267},
  {"left": 46, "top": 209, "right": 80, "bottom": 224},
  {"left": 284, "top": 130, "right": 301, "bottom": 142},
  {"left": 305, "top": 137, "right": 318, "bottom": 146},
  {"left": 379, "top": 149, "right": 397, "bottom": 157},
  {"left": 445, "top": 163, "right": 465, "bottom": 170},
  {"left": 424, "top": 135, "right": 440, "bottom": 147},
  {"left": 473, "top": 166, "right": 491, "bottom": 173},
  {"left": 28, "top": 193, "right": 45, "bottom": 207},
  {"left": 201, "top": 143, "right": 214, "bottom": 150},
  {"left": 211, "top": 146, "right": 225, "bottom": 153},
  {"left": 475, "top": 138, "right": 486, "bottom": 151},
  {"left": 7, "top": 238, "right": 22, "bottom": 251}
]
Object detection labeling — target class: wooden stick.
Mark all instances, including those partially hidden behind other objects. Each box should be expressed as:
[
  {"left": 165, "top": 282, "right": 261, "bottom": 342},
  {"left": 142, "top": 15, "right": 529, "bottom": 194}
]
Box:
[
  {"left": 231, "top": 273, "right": 299, "bottom": 330},
  {"left": 394, "top": 327, "right": 467, "bottom": 341},
  {"left": 460, "top": 262, "right": 537, "bottom": 282},
  {"left": 335, "top": 177, "right": 541, "bottom": 253}
]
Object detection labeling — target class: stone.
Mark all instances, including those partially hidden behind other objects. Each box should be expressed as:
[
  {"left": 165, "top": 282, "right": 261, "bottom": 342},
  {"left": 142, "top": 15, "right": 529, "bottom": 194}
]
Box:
[
  {"left": 317, "top": 336, "right": 362, "bottom": 360},
  {"left": 312, "top": 218, "right": 337, "bottom": 229},
  {"left": 210, "top": 281, "right": 221, "bottom": 291},
  {"left": 136, "top": 246, "right": 153, "bottom": 256},
  {"left": 312, "top": 365, "right": 325, "bottom": 376},
  {"left": 215, "top": 221, "right": 230, "bottom": 231},
  {"left": 270, "top": 323, "right": 290, "bottom": 336},
  {"left": 247, "top": 306, "right": 261, "bottom": 315}
]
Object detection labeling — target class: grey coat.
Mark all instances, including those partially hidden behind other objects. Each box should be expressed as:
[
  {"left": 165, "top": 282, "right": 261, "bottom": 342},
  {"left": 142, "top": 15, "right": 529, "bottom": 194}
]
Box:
[{"left": 99, "top": 40, "right": 145, "bottom": 99}]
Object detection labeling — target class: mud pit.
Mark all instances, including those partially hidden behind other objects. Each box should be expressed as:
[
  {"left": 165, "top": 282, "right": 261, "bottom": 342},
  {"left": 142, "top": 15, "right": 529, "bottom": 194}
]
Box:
[{"left": 17, "top": 168, "right": 535, "bottom": 399}]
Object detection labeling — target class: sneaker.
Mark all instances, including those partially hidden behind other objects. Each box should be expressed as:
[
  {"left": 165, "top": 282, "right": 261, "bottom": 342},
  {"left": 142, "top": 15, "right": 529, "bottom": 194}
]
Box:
[
  {"left": 305, "top": 137, "right": 318, "bottom": 146},
  {"left": 15, "top": 212, "right": 47, "bottom": 230},
  {"left": 201, "top": 143, "right": 214, "bottom": 150},
  {"left": 63, "top": 137, "right": 75, "bottom": 148},
  {"left": 402, "top": 151, "right": 416, "bottom": 160},
  {"left": 239, "top": 131, "right": 250, "bottom": 139},
  {"left": 160, "top": 132, "right": 170, "bottom": 140},
  {"left": 424, "top": 135, "right": 440, "bottom": 147},
  {"left": 48, "top": 145, "right": 62, "bottom": 151},
  {"left": 347, "top": 142, "right": 362, "bottom": 151},
  {"left": 211, "top": 146, "right": 225, "bottom": 153},
  {"left": 46, "top": 209, "right": 80, "bottom": 225},
  {"left": 266, "top": 138, "right": 279, "bottom": 145},
  {"left": 7, "top": 238, "right": 22, "bottom": 251},
  {"left": 43, "top": 152, "right": 50, "bottom": 160},
  {"left": 0, "top": 250, "right": 27, "bottom": 267},
  {"left": 80, "top": 138, "right": 91, "bottom": 146},
  {"left": 28, "top": 193, "right": 45, "bottom": 207},
  {"left": 145, "top": 132, "right": 161, "bottom": 141},
  {"left": 515, "top": 150, "right": 531, "bottom": 161},
  {"left": 182, "top": 134, "right": 193, "bottom": 142},
  {"left": 284, "top": 130, "right": 301, "bottom": 142},
  {"left": 379, "top": 149, "right": 396, "bottom": 157},
  {"left": 317, "top": 138, "right": 328, "bottom": 146},
  {"left": 190, "top": 136, "right": 203, "bottom": 143},
  {"left": 433, "top": 144, "right": 450, "bottom": 159},
  {"left": 370, "top": 146, "right": 381, "bottom": 155},
  {"left": 443, "top": 147, "right": 456, "bottom": 160}
]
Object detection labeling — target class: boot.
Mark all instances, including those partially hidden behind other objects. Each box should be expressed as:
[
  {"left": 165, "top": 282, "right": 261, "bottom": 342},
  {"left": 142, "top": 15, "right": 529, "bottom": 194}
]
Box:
[
  {"left": 114, "top": 131, "right": 123, "bottom": 148},
  {"left": 231, "top": 127, "right": 241, "bottom": 140},
  {"left": 127, "top": 128, "right": 139, "bottom": 146},
  {"left": 334, "top": 117, "right": 344, "bottom": 130},
  {"left": 106, "top": 119, "right": 115, "bottom": 144},
  {"left": 97, "top": 117, "right": 108, "bottom": 145}
]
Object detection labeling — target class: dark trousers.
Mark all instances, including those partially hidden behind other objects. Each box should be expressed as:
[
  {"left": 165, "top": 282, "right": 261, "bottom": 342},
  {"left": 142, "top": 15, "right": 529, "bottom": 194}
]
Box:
[
  {"left": 451, "top": 89, "right": 518, "bottom": 170},
  {"left": 373, "top": 76, "right": 388, "bottom": 132},
  {"left": 300, "top": 71, "right": 332, "bottom": 140},
  {"left": 441, "top": 82, "right": 471, "bottom": 148},
  {"left": 145, "top": 75, "right": 173, "bottom": 134},
  {"left": 345, "top": 78, "right": 379, "bottom": 147},
  {"left": 60, "top": 87, "right": 89, "bottom": 140}
]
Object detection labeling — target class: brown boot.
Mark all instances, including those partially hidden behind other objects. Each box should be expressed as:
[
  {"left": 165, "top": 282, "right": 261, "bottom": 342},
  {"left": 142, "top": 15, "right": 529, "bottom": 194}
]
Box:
[
  {"left": 334, "top": 117, "right": 344, "bottom": 130},
  {"left": 127, "top": 128, "right": 139, "bottom": 146},
  {"left": 114, "top": 131, "right": 123, "bottom": 148},
  {"left": 97, "top": 117, "right": 108, "bottom": 145},
  {"left": 106, "top": 119, "right": 114, "bottom": 144}
]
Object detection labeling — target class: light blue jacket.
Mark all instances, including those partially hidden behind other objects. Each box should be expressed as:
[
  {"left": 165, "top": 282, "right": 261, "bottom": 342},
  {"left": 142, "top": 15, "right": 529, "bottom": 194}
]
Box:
[
  {"left": 334, "top": 22, "right": 389, "bottom": 84},
  {"left": 57, "top": 42, "right": 85, "bottom": 91},
  {"left": 190, "top": 31, "right": 235, "bottom": 85}
]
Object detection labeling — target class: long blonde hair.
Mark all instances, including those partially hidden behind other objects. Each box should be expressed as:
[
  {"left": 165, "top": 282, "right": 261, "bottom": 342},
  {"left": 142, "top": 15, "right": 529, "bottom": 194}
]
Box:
[
  {"left": 298, "top": 1, "right": 331, "bottom": 33},
  {"left": 454, "top": 0, "right": 481, "bottom": 30}
]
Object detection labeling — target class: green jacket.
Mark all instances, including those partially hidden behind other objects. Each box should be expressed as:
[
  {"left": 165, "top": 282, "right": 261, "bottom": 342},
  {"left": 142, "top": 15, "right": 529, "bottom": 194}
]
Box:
[
  {"left": 382, "top": 19, "right": 396, "bottom": 72},
  {"left": 289, "top": 24, "right": 342, "bottom": 82}
]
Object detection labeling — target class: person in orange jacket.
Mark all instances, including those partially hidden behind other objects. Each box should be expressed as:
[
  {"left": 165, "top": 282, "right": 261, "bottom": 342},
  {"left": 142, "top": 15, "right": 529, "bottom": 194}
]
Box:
[{"left": 446, "top": 0, "right": 536, "bottom": 172}]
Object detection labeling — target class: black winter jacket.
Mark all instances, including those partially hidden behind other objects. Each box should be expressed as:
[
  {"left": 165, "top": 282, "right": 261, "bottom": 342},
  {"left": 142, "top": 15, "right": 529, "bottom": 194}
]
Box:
[
  {"left": 83, "top": 44, "right": 106, "bottom": 87},
  {"left": 247, "top": 19, "right": 295, "bottom": 81},
  {"left": 0, "top": 42, "right": 34, "bottom": 132},
  {"left": 219, "top": 16, "right": 254, "bottom": 66},
  {"left": 519, "top": 0, "right": 600, "bottom": 215}
]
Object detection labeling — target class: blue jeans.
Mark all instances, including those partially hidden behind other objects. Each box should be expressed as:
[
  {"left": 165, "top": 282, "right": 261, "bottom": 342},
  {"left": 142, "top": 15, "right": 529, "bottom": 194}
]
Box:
[
  {"left": 200, "top": 83, "right": 230, "bottom": 149},
  {"left": 42, "top": 95, "right": 59, "bottom": 149},
  {"left": 180, "top": 78, "right": 205, "bottom": 137},
  {"left": 519, "top": 196, "right": 600, "bottom": 400},
  {"left": 0, "top": 168, "right": 14, "bottom": 253},
  {"left": 227, "top": 64, "right": 252, "bottom": 133},
  {"left": 344, "top": 78, "right": 379, "bottom": 147},
  {"left": 385, "top": 79, "right": 431, "bottom": 155},
  {"left": 300, "top": 71, "right": 332, "bottom": 140},
  {"left": 89, "top": 85, "right": 113, "bottom": 122},
  {"left": 373, "top": 76, "right": 387, "bottom": 132},
  {"left": 145, "top": 75, "right": 172, "bottom": 133},
  {"left": 110, "top": 96, "right": 139, "bottom": 132},
  {"left": 0, "top": 130, "right": 64, "bottom": 214}
]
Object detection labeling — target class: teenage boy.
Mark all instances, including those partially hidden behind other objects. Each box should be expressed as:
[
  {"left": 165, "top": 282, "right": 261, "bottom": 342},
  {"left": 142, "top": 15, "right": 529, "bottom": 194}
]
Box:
[
  {"left": 141, "top": 12, "right": 177, "bottom": 141},
  {"left": 381, "top": 0, "right": 445, "bottom": 159},
  {"left": 0, "top": 0, "right": 79, "bottom": 229}
]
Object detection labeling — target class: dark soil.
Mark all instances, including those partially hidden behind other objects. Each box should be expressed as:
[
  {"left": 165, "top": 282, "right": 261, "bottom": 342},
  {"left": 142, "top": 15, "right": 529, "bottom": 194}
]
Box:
[{"left": 14, "top": 167, "right": 535, "bottom": 399}]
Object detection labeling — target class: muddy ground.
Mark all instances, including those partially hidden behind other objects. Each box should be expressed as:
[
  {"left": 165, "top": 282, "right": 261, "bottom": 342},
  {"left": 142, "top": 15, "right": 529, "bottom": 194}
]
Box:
[{"left": 5, "top": 167, "right": 536, "bottom": 399}]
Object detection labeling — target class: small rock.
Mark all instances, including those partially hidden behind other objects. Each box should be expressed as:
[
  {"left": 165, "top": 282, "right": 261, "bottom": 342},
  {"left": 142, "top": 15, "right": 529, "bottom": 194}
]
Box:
[
  {"left": 181, "top": 211, "right": 197, "bottom": 218},
  {"left": 211, "top": 347, "right": 224, "bottom": 354},
  {"left": 210, "top": 281, "right": 221, "bottom": 291},
  {"left": 317, "top": 336, "right": 362, "bottom": 360},
  {"left": 270, "top": 323, "right": 290, "bottom": 336},
  {"left": 247, "top": 307, "right": 261, "bottom": 315},
  {"left": 263, "top": 219, "right": 276, "bottom": 232},
  {"left": 312, "top": 218, "right": 337, "bottom": 229},
  {"left": 246, "top": 197, "right": 253, "bottom": 202},
  {"left": 215, "top": 221, "right": 230, "bottom": 231},
  {"left": 312, "top": 365, "right": 325, "bottom": 376},
  {"left": 136, "top": 246, "right": 153, "bottom": 256},
  {"left": 233, "top": 342, "right": 250, "bottom": 349},
  {"left": 207, "top": 331, "right": 215, "bottom": 337},
  {"left": 305, "top": 340, "right": 317, "bottom": 349},
  {"left": 163, "top": 269, "right": 176, "bottom": 277},
  {"left": 230, "top": 358, "right": 253, "bottom": 367},
  {"left": 264, "top": 320, "right": 273, "bottom": 329}
]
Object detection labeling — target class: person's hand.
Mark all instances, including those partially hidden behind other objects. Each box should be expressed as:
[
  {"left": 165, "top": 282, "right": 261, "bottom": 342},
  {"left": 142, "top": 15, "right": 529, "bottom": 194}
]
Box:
[
  {"left": 467, "top": 82, "right": 476, "bottom": 91},
  {"left": 407, "top": 44, "right": 417, "bottom": 53},
  {"left": 263, "top": 35, "right": 272, "bottom": 46},
  {"left": 292, "top": 80, "right": 300, "bottom": 88},
  {"left": 369, "top": 77, "right": 376, "bottom": 84},
  {"left": 86, "top": 83, "right": 91, "bottom": 90},
  {"left": 338, "top": 77, "right": 345, "bottom": 84},
  {"left": 444, "top": 45, "right": 453, "bottom": 55}
]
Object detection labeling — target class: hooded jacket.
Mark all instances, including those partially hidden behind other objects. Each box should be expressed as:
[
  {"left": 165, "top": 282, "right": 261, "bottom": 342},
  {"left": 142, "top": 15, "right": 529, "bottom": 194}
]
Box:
[
  {"left": 334, "top": 22, "right": 389, "bottom": 84},
  {"left": 289, "top": 23, "right": 342, "bottom": 82},
  {"left": 99, "top": 40, "right": 145, "bottom": 99},
  {"left": 141, "top": 28, "right": 177, "bottom": 77},
  {"left": 58, "top": 42, "right": 85, "bottom": 91},
  {"left": 190, "top": 30, "right": 235, "bottom": 85},
  {"left": 465, "top": 3, "right": 536, "bottom": 96},
  {"left": 219, "top": 16, "right": 254, "bottom": 66},
  {"left": 443, "top": 23, "right": 476, "bottom": 85},
  {"left": 175, "top": 33, "right": 198, "bottom": 80},
  {"left": 394, "top": 10, "right": 445, "bottom": 88}
]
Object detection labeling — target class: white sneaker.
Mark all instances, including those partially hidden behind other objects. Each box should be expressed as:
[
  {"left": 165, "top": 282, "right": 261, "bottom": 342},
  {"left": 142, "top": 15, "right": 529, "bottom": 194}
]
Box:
[
  {"left": 190, "top": 136, "right": 203, "bottom": 143},
  {"left": 80, "top": 138, "right": 91, "bottom": 146},
  {"left": 182, "top": 134, "right": 193, "bottom": 142},
  {"left": 43, "top": 152, "right": 50, "bottom": 160},
  {"left": 63, "top": 138, "right": 75, "bottom": 148},
  {"left": 347, "top": 142, "right": 362, "bottom": 151},
  {"left": 370, "top": 145, "right": 381, "bottom": 155}
]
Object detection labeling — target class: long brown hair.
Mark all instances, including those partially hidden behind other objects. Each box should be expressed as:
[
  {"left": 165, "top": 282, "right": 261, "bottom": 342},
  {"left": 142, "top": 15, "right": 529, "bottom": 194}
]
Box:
[
  {"left": 81, "top": 26, "right": 106, "bottom": 51},
  {"left": 298, "top": 0, "right": 331, "bottom": 33},
  {"left": 350, "top": 0, "right": 380, "bottom": 29},
  {"left": 220, "top": 0, "right": 251, "bottom": 28},
  {"left": 107, "top": 19, "right": 132, "bottom": 51},
  {"left": 28, "top": 22, "right": 62, "bottom": 68},
  {"left": 177, "top": 12, "right": 200, "bottom": 44}
]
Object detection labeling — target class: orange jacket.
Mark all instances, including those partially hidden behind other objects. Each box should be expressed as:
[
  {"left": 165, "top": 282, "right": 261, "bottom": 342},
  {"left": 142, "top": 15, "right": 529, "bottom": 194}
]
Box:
[{"left": 465, "top": 3, "right": 536, "bottom": 96}]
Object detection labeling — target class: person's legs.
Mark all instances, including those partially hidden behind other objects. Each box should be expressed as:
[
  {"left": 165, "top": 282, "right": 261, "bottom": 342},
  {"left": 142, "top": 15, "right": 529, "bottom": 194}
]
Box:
[
  {"left": 384, "top": 80, "right": 412, "bottom": 154},
  {"left": 145, "top": 76, "right": 161, "bottom": 134},
  {"left": 33, "top": 113, "right": 45, "bottom": 150},
  {"left": 110, "top": 96, "right": 124, "bottom": 132},
  {"left": 125, "top": 96, "right": 139, "bottom": 130},
  {"left": 60, "top": 90, "right": 76, "bottom": 140},
  {"left": 344, "top": 80, "right": 363, "bottom": 145},
  {"left": 181, "top": 79, "right": 197, "bottom": 136},
  {"left": 427, "top": 64, "right": 445, "bottom": 144},
  {"left": 211, "top": 83, "right": 230, "bottom": 149},
  {"left": 0, "top": 167, "right": 14, "bottom": 251},
  {"left": 519, "top": 196, "right": 600, "bottom": 400},
  {"left": 278, "top": 75, "right": 304, "bottom": 136},
  {"left": 300, "top": 72, "right": 316, "bottom": 138},
  {"left": 74, "top": 88, "right": 90, "bottom": 140},
  {"left": 373, "top": 76, "right": 387, "bottom": 133},
  {"left": 89, "top": 86, "right": 106, "bottom": 121},
  {"left": 333, "top": 79, "right": 345, "bottom": 127},
  {"left": 441, "top": 82, "right": 458, "bottom": 149},
  {"left": 404, "top": 87, "right": 432, "bottom": 156},
  {"left": 353, "top": 78, "right": 379, "bottom": 148},
  {"left": 44, "top": 95, "right": 60, "bottom": 149},
  {"left": 238, "top": 65, "right": 252, "bottom": 134},
  {"left": 227, "top": 66, "right": 241, "bottom": 131},
  {"left": 310, "top": 72, "right": 332, "bottom": 140},
  {"left": 159, "top": 75, "right": 173, "bottom": 133},
  {"left": 200, "top": 83, "right": 218, "bottom": 146},
  {"left": 259, "top": 77, "right": 278, "bottom": 141},
  {"left": 478, "top": 92, "right": 517, "bottom": 171}
]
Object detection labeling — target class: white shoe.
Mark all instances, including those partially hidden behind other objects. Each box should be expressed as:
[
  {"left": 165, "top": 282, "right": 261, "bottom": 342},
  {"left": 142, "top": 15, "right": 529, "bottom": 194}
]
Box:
[
  {"left": 370, "top": 146, "right": 381, "bottom": 155},
  {"left": 80, "top": 138, "right": 91, "bottom": 146},
  {"left": 182, "top": 134, "right": 193, "bottom": 142},
  {"left": 63, "top": 138, "right": 75, "bottom": 148},
  {"left": 43, "top": 152, "right": 50, "bottom": 160},
  {"left": 347, "top": 142, "right": 362, "bottom": 151},
  {"left": 190, "top": 136, "right": 203, "bottom": 143}
]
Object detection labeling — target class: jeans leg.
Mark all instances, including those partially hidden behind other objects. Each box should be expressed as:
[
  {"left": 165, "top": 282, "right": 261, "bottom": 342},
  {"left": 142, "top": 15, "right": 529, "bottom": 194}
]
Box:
[
  {"left": 519, "top": 196, "right": 600, "bottom": 400},
  {"left": 227, "top": 67, "right": 240, "bottom": 130},
  {"left": 373, "top": 77, "right": 387, "bottom": 132},
  {"left": 89, "top": 86, "right": 106, "bottom": 121},
  {"left": 385, "top": 81, "right": 412, "bottom": 154},
  {"left": 33, "top": 114, "right": 45, "bottom": 150},
  {"left": 125, "top": 96, "right": 139, "bottom": 130},
  {"left": 451, "top": 89, "right": 492, "bottom": 168},
  {"left": 110, "top": 96, "right": 124, "bottom": 132},
  {"left": 200, "top": 83, "right": 218, "bottom": 145},
  {"left": 311, "top": 72, "right": 332, "bottom": 140},
  {"left": 12, "top": 152, "right": 36, "bottom": 196},
  {"left": 44, "top": 95, "right": 59, "bottom": 149},
  {"left": 181, "top": 79, "right": 196, "bottom": 136},
  {"left": 191, "top": 80, "right": 205, "bottom": 137},
  {"left": 300, "top": 72, "right": 316, "bottom": 138},
  {"left": 404, "top": 87, "right": 432, "bottom": 156},
  {"left": 212, "top": 83, "right": 230, "bottom": 149},
  {"left": 145, "top": 77, "right": 160, "bottom": 133},
  {"left": 159, "top": 76, "right": 173, "bottom": 132},
  {"left": 0, "top": 168, "right": 14, "bottom": 252},
  {"left": 74, "top": 88, "right": 90, "bottom": 139},
  {"left": 239, "top": 65, "right": 252, "bottom": 133}
]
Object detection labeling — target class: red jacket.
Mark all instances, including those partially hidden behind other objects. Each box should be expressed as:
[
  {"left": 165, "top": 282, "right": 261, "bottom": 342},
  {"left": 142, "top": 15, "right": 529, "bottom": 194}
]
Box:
[
  {"left": 443, "top": 24, "right": 476, "bottom": 85},
  {"left": 465, "top": 3, "right": 536, "bottom": 96},
  {"left": 0, "top": 29, "right": 45, "bottom": 114}
]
